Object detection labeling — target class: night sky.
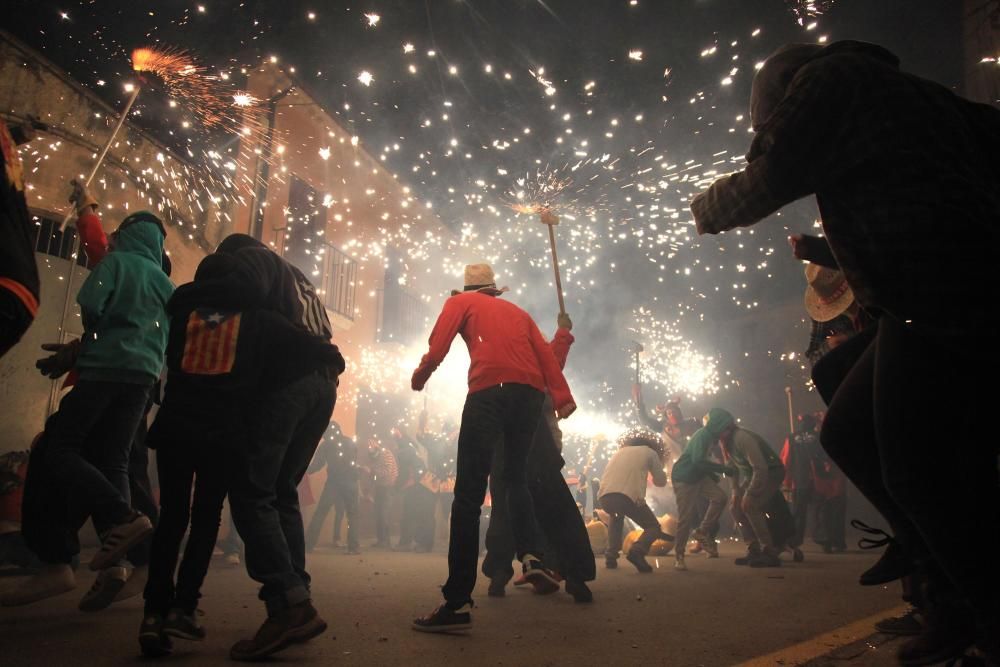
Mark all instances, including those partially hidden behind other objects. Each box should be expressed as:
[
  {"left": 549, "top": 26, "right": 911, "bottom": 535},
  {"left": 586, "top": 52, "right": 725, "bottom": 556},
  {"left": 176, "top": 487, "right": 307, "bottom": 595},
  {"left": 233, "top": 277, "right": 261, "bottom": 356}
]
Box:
[{"left": 4, "top": 0, "right": 965, "bottom": 434}]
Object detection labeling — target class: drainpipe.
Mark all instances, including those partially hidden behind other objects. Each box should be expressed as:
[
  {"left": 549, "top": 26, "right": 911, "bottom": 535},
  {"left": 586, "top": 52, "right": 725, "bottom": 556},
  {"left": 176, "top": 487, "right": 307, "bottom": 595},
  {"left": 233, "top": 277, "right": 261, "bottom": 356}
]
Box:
[{"left": 249, "top": 85, "right": 294, "bottom": 241}]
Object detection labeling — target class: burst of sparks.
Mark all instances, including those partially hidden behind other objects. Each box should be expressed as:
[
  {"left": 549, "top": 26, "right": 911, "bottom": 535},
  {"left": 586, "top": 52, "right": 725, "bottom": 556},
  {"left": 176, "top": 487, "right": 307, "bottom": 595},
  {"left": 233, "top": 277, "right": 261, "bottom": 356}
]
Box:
[
  {"left": 628, "top": 49, "right": 644, "bottom": 61},
  {"left": 357, "top": 70, "right": 374, "bottom": 86},
  {"left": 364, "top": 12, "right": 381, "bottom": 27}
]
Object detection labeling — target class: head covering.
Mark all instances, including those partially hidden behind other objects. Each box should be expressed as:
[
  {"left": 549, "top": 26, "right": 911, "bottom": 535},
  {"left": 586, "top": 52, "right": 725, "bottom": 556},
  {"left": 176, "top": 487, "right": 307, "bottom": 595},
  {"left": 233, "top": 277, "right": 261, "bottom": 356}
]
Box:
[
  {"left": 616, "top": 427, "right": 664, "bottom": 455},
  {"left": 451, "top": 263, "right": 508, "bottom": 297},
  {"left": 194, "top": 253, "right": 235, "bottom": 281},
  {"left": 804, "top": 263, "right": 854, "bottom": 322},
  {"left": 114, "top": 211, "right": 170, "bottom": 275},
  {"left": 216, "top": 233, "right": 266, "bottom": 254},
  {"left": 703, "top": 408, "right": 735, "bottom": 437},
  {"left": 749, "top": 43, "right": 824, "bottom": 130}
]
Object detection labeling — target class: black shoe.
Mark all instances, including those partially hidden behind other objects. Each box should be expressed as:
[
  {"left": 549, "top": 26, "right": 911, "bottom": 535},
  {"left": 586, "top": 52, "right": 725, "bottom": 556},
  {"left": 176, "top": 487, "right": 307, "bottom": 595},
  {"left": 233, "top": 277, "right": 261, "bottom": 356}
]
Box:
[
  {"left": 139, "top": 613, "right": 174, "bottom": 658},
  {"left": 626, "top": 548, "right": 653, "bottom": 573},
  {"left": 230, "top": 601, "right": 327, "bottom": 661},
  {"left": 521, "top": 558, "right": 560, "bottom": 594},
  {"left": 875, "top": 609, "right": 924, "bottom": 636},
  {"left": 487, "top": 577, "right": 507, "bottom": 597},
  {"left": 605, "top": 557, "right": 618, "bottom": 570},
  {"left": 853, "top": 520, "right": 912, "bottom": 586},
  {"left": 898, "top": 621, "right": 976, "bottom": 666},
  {"left": 749, "top": 548, "right": 781, "bottom": 568},
  {"left": 412, "top": 603, "right": 472, "bottom": 633},
  {"left": 163, "top": 607, "right": 206, "bottom": 641},
  {"left": 565, "top": 580, "right": 593, "bottom": 603},
  {"left": 735, "top": 544, "right": 762, "bottom": 566},
  {"left": 792, "top": 548, "right": 805, "bottom": 563}
]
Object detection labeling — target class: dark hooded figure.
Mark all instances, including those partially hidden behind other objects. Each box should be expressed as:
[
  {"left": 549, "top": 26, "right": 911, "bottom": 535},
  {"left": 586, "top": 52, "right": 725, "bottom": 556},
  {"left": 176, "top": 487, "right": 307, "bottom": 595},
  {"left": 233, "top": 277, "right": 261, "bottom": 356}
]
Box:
[{"left": 692, "top": 41, "right": 1000, "bottom": 665}]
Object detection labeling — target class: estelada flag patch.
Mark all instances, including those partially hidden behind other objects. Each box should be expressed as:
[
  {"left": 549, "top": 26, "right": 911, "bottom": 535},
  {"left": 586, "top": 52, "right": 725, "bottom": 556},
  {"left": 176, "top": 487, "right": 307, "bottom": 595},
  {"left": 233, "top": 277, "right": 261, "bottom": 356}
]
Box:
[{"left": 181, "top": 309, "right": 241, "bottom": 375}]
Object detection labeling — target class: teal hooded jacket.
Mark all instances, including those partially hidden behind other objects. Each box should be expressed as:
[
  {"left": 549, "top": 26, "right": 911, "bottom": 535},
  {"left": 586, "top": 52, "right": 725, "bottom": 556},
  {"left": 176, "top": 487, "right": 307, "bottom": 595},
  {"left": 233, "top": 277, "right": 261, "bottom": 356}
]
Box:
[
  {"left": 75, "top": 218, "right": 174, "bottom": 383},
  {"left": 670, "top": 407, "right": 736, "bottom": 484}
]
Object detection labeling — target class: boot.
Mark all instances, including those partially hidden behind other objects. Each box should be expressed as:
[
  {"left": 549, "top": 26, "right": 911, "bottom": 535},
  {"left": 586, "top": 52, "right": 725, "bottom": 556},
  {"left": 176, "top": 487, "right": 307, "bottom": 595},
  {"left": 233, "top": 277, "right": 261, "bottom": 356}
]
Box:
[{"left": 230, "top": 601, "right": 327, "bottom": 661}]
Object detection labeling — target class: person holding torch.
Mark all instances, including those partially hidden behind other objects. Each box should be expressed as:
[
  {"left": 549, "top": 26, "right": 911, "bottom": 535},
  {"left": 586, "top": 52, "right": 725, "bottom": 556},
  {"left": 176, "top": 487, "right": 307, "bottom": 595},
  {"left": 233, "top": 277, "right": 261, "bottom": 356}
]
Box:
[{"left": 410, "top": 263, "right": 576, "bottom": 633}]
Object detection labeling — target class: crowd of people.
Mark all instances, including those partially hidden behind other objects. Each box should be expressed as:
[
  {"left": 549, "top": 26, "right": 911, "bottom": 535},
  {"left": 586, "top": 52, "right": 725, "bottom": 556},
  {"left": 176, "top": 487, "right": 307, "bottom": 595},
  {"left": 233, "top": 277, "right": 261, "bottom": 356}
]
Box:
[{"left": 0, "top": 36, "right": 998, "bottom": 665}]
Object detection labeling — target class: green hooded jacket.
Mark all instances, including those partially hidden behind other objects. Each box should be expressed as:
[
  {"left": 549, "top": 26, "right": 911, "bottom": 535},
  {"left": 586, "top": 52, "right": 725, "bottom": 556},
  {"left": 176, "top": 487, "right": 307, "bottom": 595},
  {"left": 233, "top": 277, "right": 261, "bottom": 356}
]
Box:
[
  {"left": 75, "top": 217, "right": 174, "bottom": 383},
  {"left": 670, "top": 407, "right": 736, "bottom": 484}
]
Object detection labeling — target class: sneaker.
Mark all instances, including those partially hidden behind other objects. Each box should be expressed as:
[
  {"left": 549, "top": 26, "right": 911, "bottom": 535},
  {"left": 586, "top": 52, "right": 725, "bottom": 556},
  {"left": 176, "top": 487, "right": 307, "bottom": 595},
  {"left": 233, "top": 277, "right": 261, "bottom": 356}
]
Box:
[
  {"left": 565, "top": 579, "right": 593, "bottom": 603},
  {"left": 164, "top": 607, "right": 207, "bottom": 641},
  {"left": 674, "top": 556, "right": 687, "bottom": 571},
  {"left": 487, "top": 577, "right": 508, "bottom": 597},
  {"left": 691, "top": 530, "right": 719, "bottom": 558},
  {"left": 79, "top": 566, "right": 128, "bottom": 612},
  {"left": 139, "top": 612, "right": 174, "bottom": 658},
  {"left": 735, "top": 544, "right": 762, "bottom": 566},
  {"left": 875, "top": 609, "right": 924, "bottom": 636},
  {"left": 114, "top": 564, "right": 146, "bottom": 602},
  {"left": 749, "top": 548, "right": 782, "bottom": 568},
  {"left": 412, "top": 603, "right": 472, "bottom": 633},
  {"left": 90, "top": 513, "right": 154, "bottom": 571},
  {"left": 0, "top": 563, "right": 76, "bottom": 606},
  {"left": 521, "top": 556, "right": 560, "bottom": 594},
  {"left": 225, "top": 552, "right": 241, "bottom": 567},
  {"left": 626, "top": 548, "right": 653, "bottom": 573},
  {"left": 230, "top": 600, "right": 328, "bottom": 661},
  {"left": 604, "top": 556, "right": 618, "bottom": 570}
]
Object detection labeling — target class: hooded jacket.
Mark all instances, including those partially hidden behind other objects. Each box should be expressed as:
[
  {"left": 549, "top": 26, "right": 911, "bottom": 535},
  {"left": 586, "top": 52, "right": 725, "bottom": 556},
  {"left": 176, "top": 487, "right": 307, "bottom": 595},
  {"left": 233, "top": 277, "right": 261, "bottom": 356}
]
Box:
[
  {"left": 0, "top": 123, "right": 39, "bottom": 328},
  {"left": 692, "top": 40, "right": 1000, "bottom": 338},
  {"left": 710, "top": 408, "right": 784, "bottom": 497},
  {"left": 75, "top": 218, "right": 174, "bottom": 383},
  {"left": 670, "top": 407, "right": 734, "bottom": 485}
]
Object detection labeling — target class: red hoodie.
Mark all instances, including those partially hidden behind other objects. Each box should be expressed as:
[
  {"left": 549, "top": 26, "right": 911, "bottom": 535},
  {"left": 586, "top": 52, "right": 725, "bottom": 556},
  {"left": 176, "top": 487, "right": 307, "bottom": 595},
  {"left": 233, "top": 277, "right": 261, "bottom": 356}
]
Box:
[{"left": 412, "top": 291, "right": 575, "bottom": 412}]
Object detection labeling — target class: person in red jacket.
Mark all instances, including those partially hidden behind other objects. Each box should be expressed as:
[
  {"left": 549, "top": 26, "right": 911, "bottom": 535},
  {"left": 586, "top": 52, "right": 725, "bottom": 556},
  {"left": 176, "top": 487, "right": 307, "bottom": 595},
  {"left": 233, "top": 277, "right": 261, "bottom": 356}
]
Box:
[
  {"left": 481, "top": 311, "right": 596, "bottom": 603},
  {"left": 410, "top": 263, "right": 576, "bottom": 633}
]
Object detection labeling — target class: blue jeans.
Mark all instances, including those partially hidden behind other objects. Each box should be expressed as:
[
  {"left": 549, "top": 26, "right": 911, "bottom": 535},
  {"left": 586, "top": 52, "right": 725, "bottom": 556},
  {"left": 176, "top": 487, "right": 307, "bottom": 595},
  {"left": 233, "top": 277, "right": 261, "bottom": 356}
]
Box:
[
  {"left": 228, "top": 371, "right": 337, "bottom": 616},
  {"left": 442, "top": 383, "right": 545, "bottom": 608}
]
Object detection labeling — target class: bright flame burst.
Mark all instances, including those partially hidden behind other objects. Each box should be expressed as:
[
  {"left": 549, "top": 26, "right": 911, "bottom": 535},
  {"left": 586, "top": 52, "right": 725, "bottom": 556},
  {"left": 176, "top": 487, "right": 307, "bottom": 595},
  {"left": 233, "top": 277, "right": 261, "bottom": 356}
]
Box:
[
  {"left": 628, "top": 307, "right": 721, "bottom": 399},
  {"left": 505, "top": 169, "right": 572, "bottom": 214},
  {"left": 232, "top": 92, "right": 259, "bottom": 107},
  {"left": 786, "top": 0, "right": 836, "bottom": 24}
]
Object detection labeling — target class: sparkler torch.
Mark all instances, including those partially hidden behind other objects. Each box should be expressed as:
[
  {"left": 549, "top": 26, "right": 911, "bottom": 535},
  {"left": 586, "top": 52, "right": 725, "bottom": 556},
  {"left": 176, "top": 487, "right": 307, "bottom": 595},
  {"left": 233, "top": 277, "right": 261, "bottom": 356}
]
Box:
[
  {"left": 784, "top": 386, "right": 795, "bottom": 434},
  {"left": 538, "top": 208, "right": 566, "bottom": 315},
  {"left": 59, "top": 83, "right": 140, "bottom": 230},
  {"left": 630, "top": 340, "right": 644, "bottom": 386}
]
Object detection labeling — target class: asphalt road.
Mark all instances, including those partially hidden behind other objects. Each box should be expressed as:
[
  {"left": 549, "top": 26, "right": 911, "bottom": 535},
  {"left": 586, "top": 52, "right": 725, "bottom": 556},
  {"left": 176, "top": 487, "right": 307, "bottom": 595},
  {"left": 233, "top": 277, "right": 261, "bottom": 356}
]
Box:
[{"left": 0, "top": 540, "right": 908, "bottom": 667}]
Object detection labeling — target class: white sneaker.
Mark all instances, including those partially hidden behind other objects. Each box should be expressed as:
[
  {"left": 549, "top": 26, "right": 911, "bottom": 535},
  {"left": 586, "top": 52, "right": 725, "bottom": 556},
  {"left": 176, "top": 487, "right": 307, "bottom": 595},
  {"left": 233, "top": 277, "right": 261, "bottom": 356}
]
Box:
[
  {"left": 0, "top": 564, "right": 76, "bottom": 606},
  {"left": 674, "top": 557, "right": 687, "bottom": 571},
  {"left": 90, "top": 514, "right": 153, "bottom": 571},
  {"left": 113, "top": 564, "right": 147, "bottom": 602},
  {"left": 79, "top": 566, "right": 128, "bottom": 612}
]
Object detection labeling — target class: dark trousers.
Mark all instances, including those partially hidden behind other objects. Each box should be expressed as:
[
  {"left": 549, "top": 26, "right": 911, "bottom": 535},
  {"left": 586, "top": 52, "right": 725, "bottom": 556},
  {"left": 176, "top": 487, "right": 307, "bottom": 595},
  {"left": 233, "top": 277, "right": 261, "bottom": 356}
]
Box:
[
  {"left": 601, "top": 492, "right": 668, "bottom": 557},
  {"left": 819, "top": 317, "right": 1000, "bottom": 625},
  {"left": 372, "top": 484, "right": 391, "bottom": 545},
  {"left": 126, "top": 412, "right": 158, "bottom": 567},
  {"left": 0, "top": 289, "right": 32, "bottom": 360},
  {"left": 228, "top": 371, "right": 337, "bottom": 616},
  {"left": 305, "top": 477, "right": 359, "bottom": 551},
  {"left": 482, "top": 409, "right": 595, "bottom": 583},
  {"left": 790, "top": 487, "right": 817, "bottom": 549},
  {"left": 814, "top": 493, "right": 847, "bottom": 550},
  {"left": 398, "top": 484, "right": 436, "bottom": 550},
  {"left": 22, "top": 380, "right": 150, "bottom": 564},
  {"left": 442, "top": 383, "right": 545, "bottom": 608},
  {"left": 143, "top": 445, "right": 227, "bottom": 615}
]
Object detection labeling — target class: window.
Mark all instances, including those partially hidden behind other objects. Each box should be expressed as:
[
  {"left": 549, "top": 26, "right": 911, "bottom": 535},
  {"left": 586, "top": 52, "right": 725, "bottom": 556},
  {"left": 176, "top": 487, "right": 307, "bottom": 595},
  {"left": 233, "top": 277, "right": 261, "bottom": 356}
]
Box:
[
  {"left": 30, "top": 214, "right": 88, "bottom": 267},
  {"left": 283, "top": 175, "right": 328, "bottom": 280},
  {"left": 319, "top": 242, "right": 357, "bottom": 321}
]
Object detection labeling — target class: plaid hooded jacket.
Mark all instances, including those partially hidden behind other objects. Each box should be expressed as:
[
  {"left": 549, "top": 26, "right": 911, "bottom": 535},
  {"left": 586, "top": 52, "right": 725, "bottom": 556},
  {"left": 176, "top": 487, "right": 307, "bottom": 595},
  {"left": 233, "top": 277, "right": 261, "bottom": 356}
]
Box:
[{"left": 692, "top": 41, "right": 1000, "bottom": 338}]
